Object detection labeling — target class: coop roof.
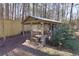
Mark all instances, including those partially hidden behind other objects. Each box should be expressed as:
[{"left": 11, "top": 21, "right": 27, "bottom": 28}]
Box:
[{"left": 22, "top": 16, "right": 62, "bottom": 24}]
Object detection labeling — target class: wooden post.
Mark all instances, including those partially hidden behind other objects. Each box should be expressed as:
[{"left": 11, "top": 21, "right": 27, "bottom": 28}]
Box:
[
  {"left": 53, "top": 24, "right": 56, "bottom": 40},
  {"left": 30, "top": 22, "right": 32, "bottom": 41},
  {"left": 22, "top": 24, "right": 25, "bottom": 36},
  {"left": 50, "top": 23, "right": 53, "bottom": 39},
  {"left": 41, "top": 22, "right": 46, "bottom": 47},
  {"left": 41, "top": 22, "right": 44, "bottom": 36}
]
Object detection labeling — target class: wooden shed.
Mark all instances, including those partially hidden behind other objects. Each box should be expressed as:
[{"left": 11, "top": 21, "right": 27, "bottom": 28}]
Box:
[{"left": 22, "top": 16, "right": 61, "bottom": 46}]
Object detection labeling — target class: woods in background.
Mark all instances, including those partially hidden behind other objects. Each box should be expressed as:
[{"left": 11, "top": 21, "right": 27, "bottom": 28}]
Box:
[{"left": 0, "top": 3, "right": 79, "bottom": 22}]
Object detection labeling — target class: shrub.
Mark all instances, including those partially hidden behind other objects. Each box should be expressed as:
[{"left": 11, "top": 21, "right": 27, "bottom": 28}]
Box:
[
  {"left": 51, "top": 24, "right": 76, "bottom": 49},
  {"left": 48, "top": 24, "right": 79, "bottom": 55}
]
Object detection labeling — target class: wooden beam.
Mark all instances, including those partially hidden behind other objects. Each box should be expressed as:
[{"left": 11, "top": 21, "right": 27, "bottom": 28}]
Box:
[
  {"left": 30, "top": 22, "right": 32, "bottom": 41},
  {"left": 41, "top": 22, "right": 44, "bottom": 36},
  {"left": 50, "top": 23, "right": 53, "bottom": 38},
  {"left": 22, "top": 16, "right": 31, "bottom": 23}
]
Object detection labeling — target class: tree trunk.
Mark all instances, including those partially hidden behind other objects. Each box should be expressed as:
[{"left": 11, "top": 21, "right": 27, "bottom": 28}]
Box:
[
  {"left": 32, "top": 3, "right": 35, "bottom": 16},
  {"left": 5, "top": 3, "right": 9, "bottom": 20},
  {"left": 22, "top": 4, "right": 25, "bottom": 36},
  {"left": 14, "top": 3, "right": 16, "bottom": 20},
  {"left": 70, "top": 3, "right": 74, "bottom": 23},
  {"left": 56, "top": 4, "right": 60, "bottom": 21}
]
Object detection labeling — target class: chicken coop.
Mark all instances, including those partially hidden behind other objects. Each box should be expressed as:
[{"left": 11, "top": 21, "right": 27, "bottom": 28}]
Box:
[{"left": 21, "top": 16, "right": 61, "bottom": 46}]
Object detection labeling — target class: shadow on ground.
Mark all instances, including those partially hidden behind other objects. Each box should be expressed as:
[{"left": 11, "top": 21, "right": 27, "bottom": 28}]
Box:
[{"left": 0, "top": 32, "right": 52, "bottom": 56}]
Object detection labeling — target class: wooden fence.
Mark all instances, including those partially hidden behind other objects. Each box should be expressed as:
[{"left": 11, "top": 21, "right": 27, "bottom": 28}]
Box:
[{"left": 0, "top": 20, "right": 22, "bottom": 37}]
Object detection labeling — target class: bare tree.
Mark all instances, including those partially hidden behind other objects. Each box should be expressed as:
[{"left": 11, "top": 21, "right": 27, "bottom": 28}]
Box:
[
  {"left": 32, "top": 3, "right": 35, "bottom": 16},
  {"left": 70, "top": 3, "right": 74, "bottom": 22},
  {"left": 0, "top": 4, "right": 4, "bottom": 20},
  {"left": 27, "top": 3, "right": 31, "bottom": 16},
  {"left": 43, "top": 3, "right": 47, "bottom": 18},
  {"left": 4, "top": 3, "right": 9, "bottom": 20},
  {"left": 14, "top": 3, "right": 16, "bottom": 20},
  {"left": 21, "top": 4, "right": 26, "bottom": 36},
  {"left": 56, "top": 4, "right": 60, "bottom": 21},
  {"left": 12, "top": 3, "right": 15, "bottom": 20}
]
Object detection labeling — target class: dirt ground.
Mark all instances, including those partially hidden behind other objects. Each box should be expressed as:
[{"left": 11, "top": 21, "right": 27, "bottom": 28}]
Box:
[{"left": 0, "top": 32, "right": 75, "bottom": 56}]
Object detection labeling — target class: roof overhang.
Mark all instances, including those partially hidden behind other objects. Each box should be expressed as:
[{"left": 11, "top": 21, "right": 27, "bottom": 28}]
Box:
[{"left": 22, "top": 16, "right": 62, "bottom": 24}]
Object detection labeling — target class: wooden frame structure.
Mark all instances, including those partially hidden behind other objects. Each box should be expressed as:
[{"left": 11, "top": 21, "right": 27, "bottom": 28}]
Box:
[{"left": 21, "top": 16, "right": 61, "bottom": 46}]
